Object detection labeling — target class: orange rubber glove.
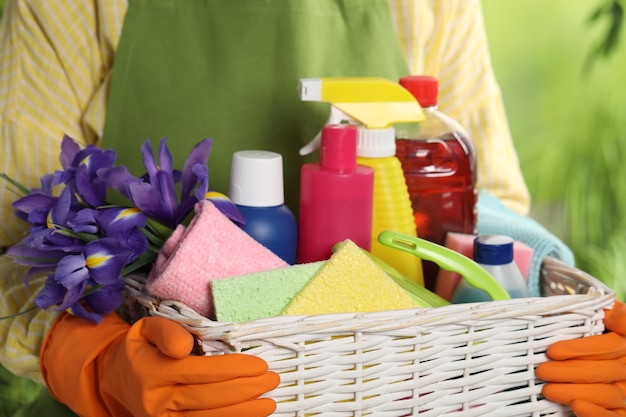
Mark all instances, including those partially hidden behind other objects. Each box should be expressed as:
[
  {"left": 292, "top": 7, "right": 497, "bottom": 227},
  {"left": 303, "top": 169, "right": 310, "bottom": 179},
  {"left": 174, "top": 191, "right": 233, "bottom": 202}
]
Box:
[
  {"left": 41, "top": 312, "right": 280, "bottom": 417},
  {"left": 537, "top": 301, "right": 626, "bottom": 417}
]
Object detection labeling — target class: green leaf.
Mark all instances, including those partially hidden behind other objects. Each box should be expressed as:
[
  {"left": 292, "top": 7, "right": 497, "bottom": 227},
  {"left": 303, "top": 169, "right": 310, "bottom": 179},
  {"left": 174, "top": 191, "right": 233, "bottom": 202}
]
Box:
[
  {"left": 122, "top": 251, "right": 157, "bottom": 276},
  {"left": 144, "top": 217, "right": 174, "bottom": 241},
  {"left": 0, "top": 173, "right": 31, "bottom": 197}
]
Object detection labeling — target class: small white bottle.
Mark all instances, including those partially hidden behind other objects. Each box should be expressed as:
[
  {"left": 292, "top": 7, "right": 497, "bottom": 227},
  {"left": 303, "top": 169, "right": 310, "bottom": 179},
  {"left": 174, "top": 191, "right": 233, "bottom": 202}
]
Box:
[{"left": 451, "top": 235, "right": 530, "bottom": 303}]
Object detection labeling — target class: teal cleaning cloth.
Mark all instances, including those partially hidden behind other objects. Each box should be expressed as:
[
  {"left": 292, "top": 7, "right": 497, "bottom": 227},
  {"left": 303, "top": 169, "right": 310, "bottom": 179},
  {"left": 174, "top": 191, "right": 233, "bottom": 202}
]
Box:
[{"left": 477, "top": 191, "right": 575, "bottom": 297}]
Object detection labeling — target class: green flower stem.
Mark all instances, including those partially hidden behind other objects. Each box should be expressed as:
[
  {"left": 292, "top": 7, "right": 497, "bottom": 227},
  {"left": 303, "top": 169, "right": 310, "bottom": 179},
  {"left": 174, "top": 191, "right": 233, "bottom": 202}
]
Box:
[
  {"left": 145, "top": 217, "right": 174, "bottom": 241},
  {"left": 0, "top": 173, "right": 31, "bottom": 197},
  {"left": 122, "top": 251, "right": 157, "bottom": 276},
  {"left": 0, "top": 305, "right": 38, "bottom": 321}
]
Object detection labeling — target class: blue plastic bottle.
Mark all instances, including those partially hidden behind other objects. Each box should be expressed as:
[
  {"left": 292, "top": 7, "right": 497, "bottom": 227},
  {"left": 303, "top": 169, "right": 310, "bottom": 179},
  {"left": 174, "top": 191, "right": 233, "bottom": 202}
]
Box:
[
  {"left": 451, "top": 235, "right": 530, "bottom": 303},
  {"left": 228, "top": 150, "right": 298, "bottom": 264}
]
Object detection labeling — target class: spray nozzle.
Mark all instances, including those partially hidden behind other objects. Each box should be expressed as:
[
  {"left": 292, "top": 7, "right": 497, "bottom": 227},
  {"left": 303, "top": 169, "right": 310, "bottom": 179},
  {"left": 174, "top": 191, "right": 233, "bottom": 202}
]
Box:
[{"left": 299, "top": 77, "right": 425, "bottom": 156}]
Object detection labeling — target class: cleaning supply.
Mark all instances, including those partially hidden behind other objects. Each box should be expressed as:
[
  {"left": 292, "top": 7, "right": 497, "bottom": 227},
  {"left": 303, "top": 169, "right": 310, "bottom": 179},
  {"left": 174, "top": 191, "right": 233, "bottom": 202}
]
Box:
[
  {"left": 229, "top": 150, "right": 298, "bottom": 264},
  {"left": 212, "top": 261, "right": 325, "bottom": 322},
  {"left": 297, "top": 124, "right": 374, "bottom": 263},
  {"left": 377, "top": 230, "right": 510, "bottom": 302},
  {"left": 41, "top": 312, "right": 279, "bottom": 417},
  {"left": 355, "top": 125, "right": 423, "bottom": 284},
  {"left": 435, "top": 232, "right": 534, "bottom": 301},
  {"left": 146, "top": 200, "right": 288, "bottom": 318},
  {"left": 355, "top": 246, "right": 450, "bottom": 308},
  {"left": 299, "top": 77, "right": 425, "bottom": 284},
  {"left": 536, "top": 301, "right": 626, "bottom": 417},
  {"left": 451, "top": 235, "right": 530, "bottom": 304},
  {"left": 396, "top": 75, "right": 477, "bottom": 290},
  {"left": 477, "top": 190, "right": 575, "bottom": 297},
  {"left": 282, "top": 240, "right": 423, "bottom": 316}
]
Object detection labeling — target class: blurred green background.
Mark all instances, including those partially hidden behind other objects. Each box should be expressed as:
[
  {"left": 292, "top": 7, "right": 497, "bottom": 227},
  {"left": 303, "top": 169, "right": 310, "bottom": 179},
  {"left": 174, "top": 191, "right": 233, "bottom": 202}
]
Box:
[
  {"left": 1, "top": 0, "right": 625, "bottom": 415},
  {"left": 483, "top": 0, "right": 626, "bottom": 301}
]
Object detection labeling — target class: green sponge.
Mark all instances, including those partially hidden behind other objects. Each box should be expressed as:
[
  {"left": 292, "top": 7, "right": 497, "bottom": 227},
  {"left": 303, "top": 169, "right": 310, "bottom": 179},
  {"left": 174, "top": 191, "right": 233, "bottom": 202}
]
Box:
[{"left": 211, "top": 261, "right": 325, "bottom": 322}]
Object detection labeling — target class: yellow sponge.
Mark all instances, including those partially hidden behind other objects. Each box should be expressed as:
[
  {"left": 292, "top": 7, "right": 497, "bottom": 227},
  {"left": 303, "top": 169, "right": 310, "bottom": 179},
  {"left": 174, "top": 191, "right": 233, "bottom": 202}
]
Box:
[{"left": 280, "top": 240, "right": 422, "bottom": 316}]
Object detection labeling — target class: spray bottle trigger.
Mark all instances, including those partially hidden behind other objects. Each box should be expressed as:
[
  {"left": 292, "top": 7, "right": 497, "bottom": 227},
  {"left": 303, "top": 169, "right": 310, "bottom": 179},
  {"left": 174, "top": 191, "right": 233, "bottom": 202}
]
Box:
[
  {"left": 299, "top": 131, "right": 322, "bottom": 156},
  {"left": 299, "top": 106, "right": 356, "bottom": 156}
]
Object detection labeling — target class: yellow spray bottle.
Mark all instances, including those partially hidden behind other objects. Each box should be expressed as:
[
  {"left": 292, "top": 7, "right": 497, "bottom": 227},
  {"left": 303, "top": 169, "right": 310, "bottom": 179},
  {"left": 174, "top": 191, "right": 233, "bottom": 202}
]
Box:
[{"left": 299, "top": 77, "right": 426, "bottom": 285}]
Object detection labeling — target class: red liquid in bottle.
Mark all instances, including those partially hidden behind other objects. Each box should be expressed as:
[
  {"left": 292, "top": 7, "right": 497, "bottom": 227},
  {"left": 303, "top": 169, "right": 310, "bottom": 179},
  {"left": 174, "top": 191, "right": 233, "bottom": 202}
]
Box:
[
  {"left": 397, "top": 75, "right": 477, "bottom": 290},
  {"left": 396, "top": 132, "right": 477, "bottom": 246}
]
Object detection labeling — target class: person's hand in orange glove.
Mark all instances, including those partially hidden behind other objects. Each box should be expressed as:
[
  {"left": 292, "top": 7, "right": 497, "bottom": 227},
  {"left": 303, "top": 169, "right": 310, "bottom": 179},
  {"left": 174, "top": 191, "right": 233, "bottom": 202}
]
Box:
[
  {"left": 536, "top": 300, "right": 626, "bottom": 417},
  {"left": 41, "top": 312, "right": 280, "bottom": 417}
]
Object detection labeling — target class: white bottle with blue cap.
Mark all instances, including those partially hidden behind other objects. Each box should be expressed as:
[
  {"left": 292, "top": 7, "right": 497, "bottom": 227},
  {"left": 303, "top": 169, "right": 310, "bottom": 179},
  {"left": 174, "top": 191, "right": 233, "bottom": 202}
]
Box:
[{"left": 451, "top": 235, "right": 530, "bottom": 303}]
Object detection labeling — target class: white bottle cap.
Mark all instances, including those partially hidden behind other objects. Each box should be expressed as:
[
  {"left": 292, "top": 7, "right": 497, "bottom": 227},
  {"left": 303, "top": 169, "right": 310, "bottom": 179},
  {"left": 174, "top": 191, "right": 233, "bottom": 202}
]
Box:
[
  {"left": 229, "top": 150, "right": 285, "bottom": 207},
  {"left": 356, "top": 127, "right": 396, "bottom": 158}
]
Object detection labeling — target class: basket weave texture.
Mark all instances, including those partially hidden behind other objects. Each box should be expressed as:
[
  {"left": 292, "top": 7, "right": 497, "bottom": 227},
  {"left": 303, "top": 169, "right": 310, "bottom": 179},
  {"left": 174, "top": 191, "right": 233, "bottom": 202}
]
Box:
[{"left": 122, "top": 257, "right": 614, "bottom": 416}]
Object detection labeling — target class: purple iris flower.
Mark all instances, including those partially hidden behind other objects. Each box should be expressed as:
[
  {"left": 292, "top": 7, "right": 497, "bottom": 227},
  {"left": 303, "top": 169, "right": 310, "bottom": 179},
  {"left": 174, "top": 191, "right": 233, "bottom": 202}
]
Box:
[
  {"left": 35, "top": 237, "right": 132, "bottom": 322},
  {"left": 4, "top": 135, "right": 248, "bottom": 323},
  {"left": 7, "top": 239, "right": 70, "bottom": 269},
  {"left": 92, "top": 207, "right": 149, "bottom": 261},
  {"left": 12, "top": 173, "right": 60, "bottom": 227},
  {"left": 59, "top": 134, "right": 82, "bottom": 170},
  {"left": 55, "top": 135, "right": 116, "bottom": 207},
  {"left": 54, "top": 238, "right": 131, "bottom": 289},
  {"left": 11, "top": 187, "right": 83, "bottom": 256},
  {"left": 72, "top": 277, "right": 126, "bottom": 322},
  {"left": 102, "top": 137, "right": 244, "bottom": 227},
  {"left": 74, "top": 152, "right": 116, "bottom": 207}
]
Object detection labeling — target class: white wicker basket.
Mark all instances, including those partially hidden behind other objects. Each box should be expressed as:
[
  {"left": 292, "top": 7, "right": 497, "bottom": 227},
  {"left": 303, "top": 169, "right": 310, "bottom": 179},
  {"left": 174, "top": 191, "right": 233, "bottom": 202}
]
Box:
[{"left": 122, "top": 256, "right": 614, "bottom": 417}]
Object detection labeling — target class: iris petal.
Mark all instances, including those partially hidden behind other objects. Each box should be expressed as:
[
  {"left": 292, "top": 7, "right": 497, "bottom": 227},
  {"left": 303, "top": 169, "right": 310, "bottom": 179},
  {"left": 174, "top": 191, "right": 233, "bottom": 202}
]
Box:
[
  {"left": 114, "top": 228, "right": 149, "bottom": 262},
  {"left": 97, "top": 166, "right": 141, "bottom": 200},
  {"left": 181, "top": 138, "right": 212, "bottom": 198},
  {"left": 127, "top": 182, "right": 168, "bottom": 222},
  {"left": 28, "top": 229, "right": 85, "bottom": 253},
  {"left": 158, "top": 137, "right": 173, "bottom": 173},
  {"left": 57, "top": 280, "right": 87, "bottom": 311},
  {"left": 192, "top": 164, "right": 209, "bottom": 203},
  {"left": 75, "top": 151, "right": 116, "bottom": 207},
  {"left": 59, "top": 135, "right": 81, "bottom": 170},
  {"left": 156, "top": 170, "right": 178, "bottom": 225},
  {"left": 35, "top": 277, "right": 67, "bottom": 309},
  {"left": 48, "top": 187, "right": 73, "bottom": 229},
  {"left": 141, "top": 140, "right": 158, "bottom": 183},
  {"left": 24, "top": 267, "right": 53, "bottom": 285},
  {"left": 95, "top": 207, "right": 147, "bottom": 235},
  {"left": 206, "top": 192, "right": 246, "bottom": 226},
  {"left": 75, "top": 164, "right": 104, "bottom": 207},
  {"left": 85, "top": 238, "right": 131, "bottom": 286},
  {"left": 71, "top": 209, "right": 99, "bottom": 234},
  {"left": 7, "top": 242, "right": 68, "bottom": 267},
  {"left": 70, "top": 303, "right": 104, "bottom": 323},
  {"left": 12, "top": 193, "right": 56, "bottom": 216},
  {"left": 54, "top": 254, "right": 89, "bottom": 289},
  {"left": 85, "top": 278, "right": 125, "bottom": 313}
]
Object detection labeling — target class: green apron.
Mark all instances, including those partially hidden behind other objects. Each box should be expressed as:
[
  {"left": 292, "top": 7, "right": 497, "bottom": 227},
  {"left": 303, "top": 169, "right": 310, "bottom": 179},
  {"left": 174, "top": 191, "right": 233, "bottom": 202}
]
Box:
[
  {"left": 30, "top": 0, "right": 410, "bottom": 415},
  {"left": 102, "top": 0, "right": 410, "bottom": 212}
]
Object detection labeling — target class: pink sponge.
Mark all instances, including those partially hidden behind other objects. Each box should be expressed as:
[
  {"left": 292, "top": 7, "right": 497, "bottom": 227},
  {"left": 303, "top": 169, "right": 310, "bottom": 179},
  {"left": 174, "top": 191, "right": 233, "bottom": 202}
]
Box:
[
  {"left": 145, "top": 200, "right": 288, "bottom": 318},
  {"left": 435, "top": 232, "right": 534, "bottom": 301}
]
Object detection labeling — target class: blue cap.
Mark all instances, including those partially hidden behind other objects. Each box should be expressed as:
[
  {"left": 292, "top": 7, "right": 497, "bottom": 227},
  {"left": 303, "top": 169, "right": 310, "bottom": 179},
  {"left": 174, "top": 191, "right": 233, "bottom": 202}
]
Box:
[{"left": 473, "top": 235, "right": 514, "bottom": 265}]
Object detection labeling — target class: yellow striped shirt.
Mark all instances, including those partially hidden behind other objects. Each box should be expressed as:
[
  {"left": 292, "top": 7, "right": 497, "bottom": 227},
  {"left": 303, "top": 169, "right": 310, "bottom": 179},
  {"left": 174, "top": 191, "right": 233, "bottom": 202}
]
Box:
[{"left": 0, "top": 0, "right": 529, "bottom": 383}]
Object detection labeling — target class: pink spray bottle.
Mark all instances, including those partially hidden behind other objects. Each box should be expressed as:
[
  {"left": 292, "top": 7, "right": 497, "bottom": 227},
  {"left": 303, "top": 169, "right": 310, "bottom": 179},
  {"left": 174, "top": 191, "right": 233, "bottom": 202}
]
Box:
[{"left": 297, "top": 124, "right": 374, "bottom": 263}]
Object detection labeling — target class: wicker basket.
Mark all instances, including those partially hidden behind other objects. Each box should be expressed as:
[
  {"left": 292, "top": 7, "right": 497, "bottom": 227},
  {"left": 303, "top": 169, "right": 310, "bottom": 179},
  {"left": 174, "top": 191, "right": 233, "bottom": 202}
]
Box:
[{"left": 122, "top": 256, "right": 614, "bottom": 416}]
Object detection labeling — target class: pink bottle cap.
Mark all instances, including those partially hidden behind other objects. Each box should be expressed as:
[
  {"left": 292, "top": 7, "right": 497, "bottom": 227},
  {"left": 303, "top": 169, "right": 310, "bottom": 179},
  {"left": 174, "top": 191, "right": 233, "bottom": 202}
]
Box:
[{"left": 320, "top": 124, "right": 358, "bottom": 172}]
